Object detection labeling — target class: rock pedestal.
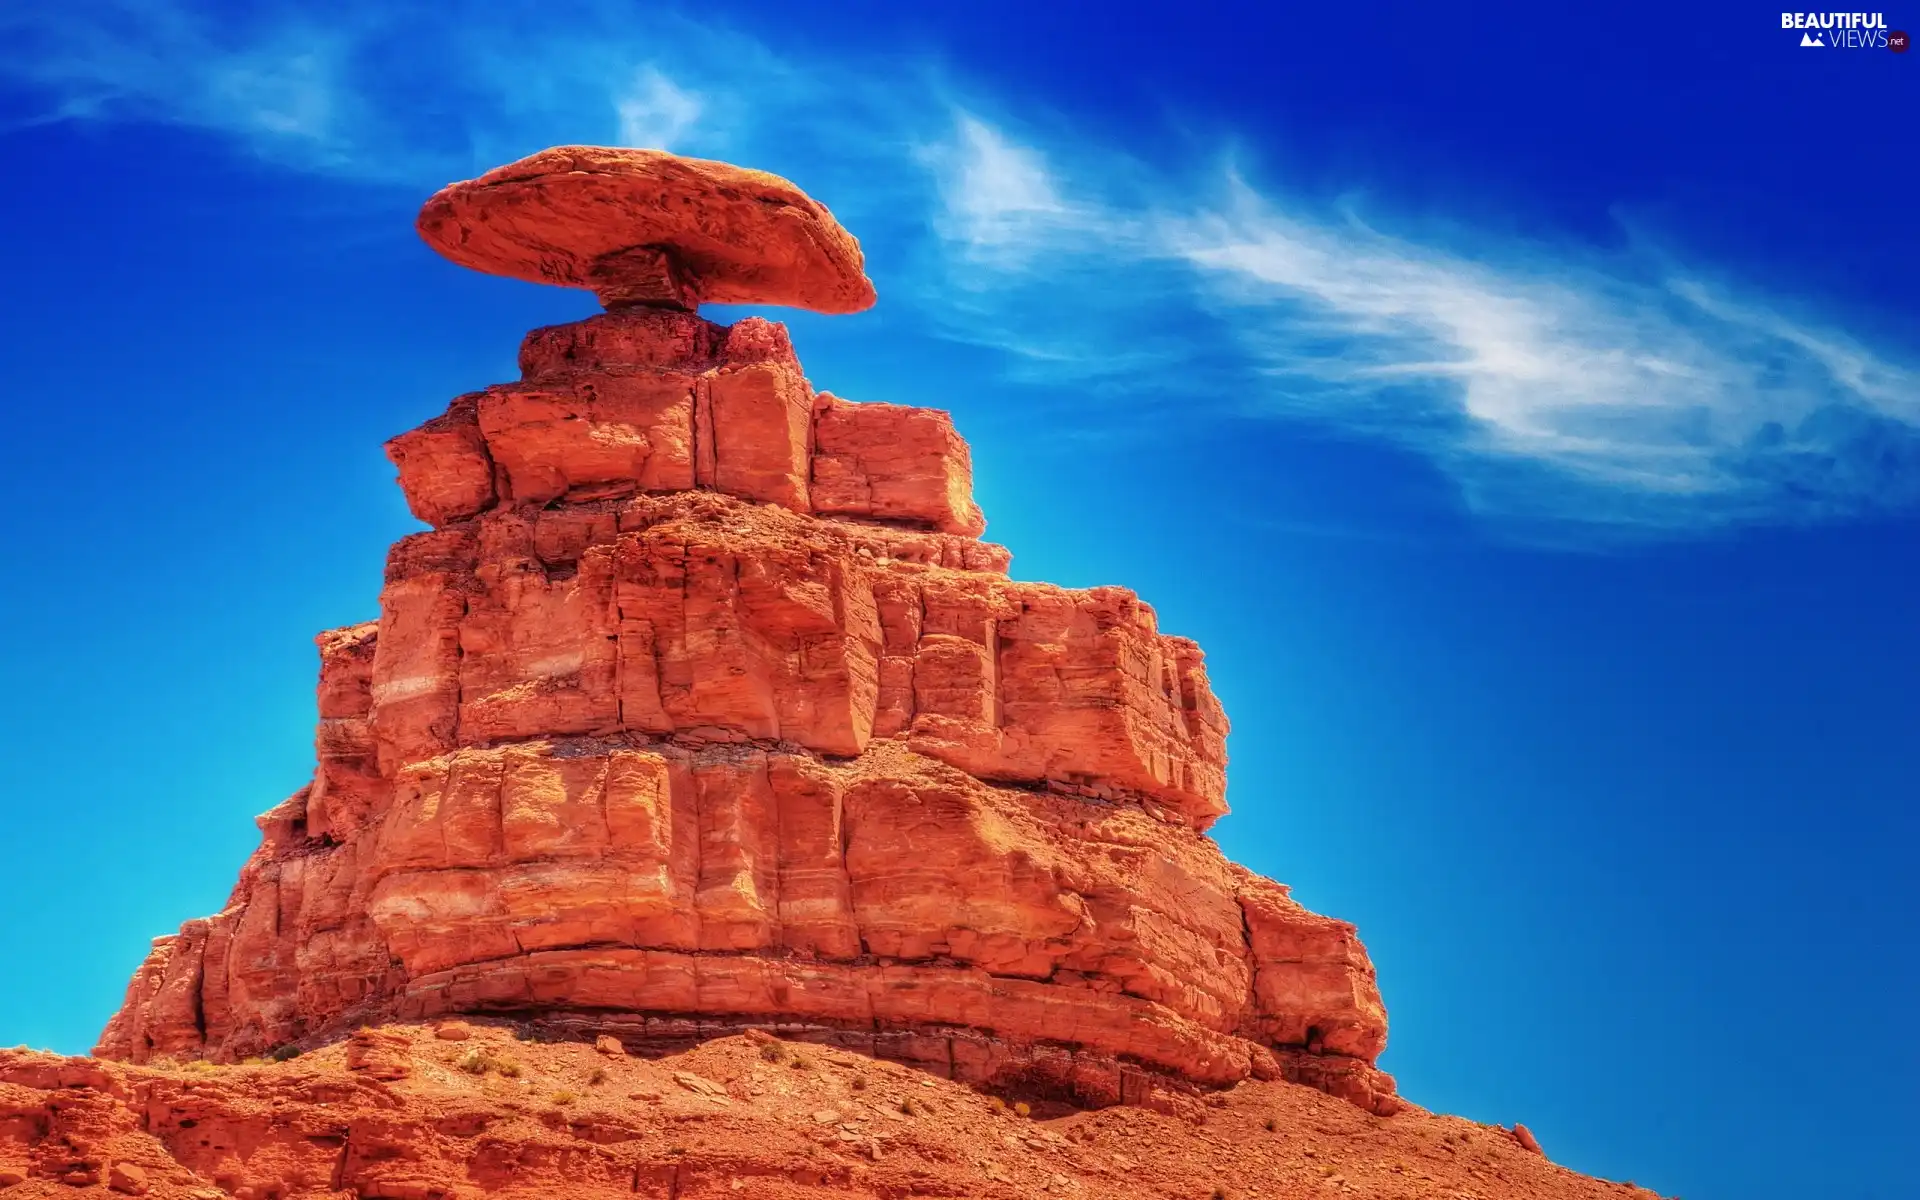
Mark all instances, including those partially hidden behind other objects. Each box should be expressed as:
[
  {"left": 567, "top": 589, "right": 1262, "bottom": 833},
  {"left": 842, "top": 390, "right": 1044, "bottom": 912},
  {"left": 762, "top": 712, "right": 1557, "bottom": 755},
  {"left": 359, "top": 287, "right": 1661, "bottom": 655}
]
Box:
[{"left": 95, "top": 149, "right": 1399, "bottom": 1117}]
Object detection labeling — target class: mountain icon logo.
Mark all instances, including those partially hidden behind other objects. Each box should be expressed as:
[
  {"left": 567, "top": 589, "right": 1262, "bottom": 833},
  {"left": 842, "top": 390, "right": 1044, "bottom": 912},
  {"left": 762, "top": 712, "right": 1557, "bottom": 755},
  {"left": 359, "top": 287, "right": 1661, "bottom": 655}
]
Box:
[{"left": 1800, "top": 31, "right": 1825, "bottom": 46}]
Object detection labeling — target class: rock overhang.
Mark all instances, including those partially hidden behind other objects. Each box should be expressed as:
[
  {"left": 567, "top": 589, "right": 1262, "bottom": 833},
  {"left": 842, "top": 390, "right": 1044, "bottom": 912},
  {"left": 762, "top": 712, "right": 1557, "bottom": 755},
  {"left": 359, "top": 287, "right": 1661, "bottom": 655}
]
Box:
[{"left": 416, "top": 146, "right": 877, "bottom": 315}]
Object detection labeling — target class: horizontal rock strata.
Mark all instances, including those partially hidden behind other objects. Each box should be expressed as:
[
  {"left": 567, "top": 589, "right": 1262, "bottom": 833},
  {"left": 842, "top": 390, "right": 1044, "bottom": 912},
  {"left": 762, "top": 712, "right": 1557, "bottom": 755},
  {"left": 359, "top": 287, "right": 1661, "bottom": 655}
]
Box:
[{"left": 99, "top": 280, "right": 1396, "bottom": 1117}]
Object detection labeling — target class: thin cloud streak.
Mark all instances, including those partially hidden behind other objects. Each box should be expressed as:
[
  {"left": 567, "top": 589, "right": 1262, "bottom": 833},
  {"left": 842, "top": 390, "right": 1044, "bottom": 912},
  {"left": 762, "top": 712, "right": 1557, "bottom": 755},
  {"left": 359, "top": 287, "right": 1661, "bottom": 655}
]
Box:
[
  {"left": 929, "top": 130, "right": 1920, "bottom": 530},
  {"left": 5, "top": 0, "right": 1915, "bottom": 536},
  {"left": 614, "top": 68, "right": 702, "bottom": 151}
]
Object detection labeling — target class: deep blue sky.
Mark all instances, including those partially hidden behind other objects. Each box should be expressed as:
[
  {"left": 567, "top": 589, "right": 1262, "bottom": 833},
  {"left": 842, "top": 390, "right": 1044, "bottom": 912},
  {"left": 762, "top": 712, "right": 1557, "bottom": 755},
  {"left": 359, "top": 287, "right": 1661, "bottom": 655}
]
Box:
[{"left": 1, "top": 3, "right": 1915, "bottom": 1198}]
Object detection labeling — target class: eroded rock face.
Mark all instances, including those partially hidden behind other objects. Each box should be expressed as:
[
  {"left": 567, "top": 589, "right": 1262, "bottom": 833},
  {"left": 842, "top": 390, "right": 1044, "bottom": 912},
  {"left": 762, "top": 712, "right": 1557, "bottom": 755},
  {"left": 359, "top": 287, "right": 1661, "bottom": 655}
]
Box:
[
  {"left": 97, "top": 304, "right": 1397, "bottom": 1116},
  {"left": 416, "top": 146, "right": 877, "bottom": 314},
  {"left": 388, "top": 310, "right": 978, "bottom": 535}
]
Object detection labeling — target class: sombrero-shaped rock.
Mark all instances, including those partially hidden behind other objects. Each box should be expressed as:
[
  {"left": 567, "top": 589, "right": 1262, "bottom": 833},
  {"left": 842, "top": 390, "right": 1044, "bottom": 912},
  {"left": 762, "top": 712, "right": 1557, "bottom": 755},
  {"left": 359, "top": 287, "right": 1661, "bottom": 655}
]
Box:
[{"left": 417, "top": 146, "right": 876, "bottom": 314}]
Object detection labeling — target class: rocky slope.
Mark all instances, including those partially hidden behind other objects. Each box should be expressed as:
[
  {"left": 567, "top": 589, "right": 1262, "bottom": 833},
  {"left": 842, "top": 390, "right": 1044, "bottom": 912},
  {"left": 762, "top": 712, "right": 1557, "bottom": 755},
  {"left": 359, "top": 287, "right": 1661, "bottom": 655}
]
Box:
[{"left": 5, "top": 1029, "right": 1653, "bottom": 1199}]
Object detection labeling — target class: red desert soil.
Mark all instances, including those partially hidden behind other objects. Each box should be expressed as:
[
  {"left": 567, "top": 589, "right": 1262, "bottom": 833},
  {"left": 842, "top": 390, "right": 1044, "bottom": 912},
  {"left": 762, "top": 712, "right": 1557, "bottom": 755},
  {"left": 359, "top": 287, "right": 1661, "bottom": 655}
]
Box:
[{"left": 1, "top": 1025, "right": 1665, "bottom": 1199}]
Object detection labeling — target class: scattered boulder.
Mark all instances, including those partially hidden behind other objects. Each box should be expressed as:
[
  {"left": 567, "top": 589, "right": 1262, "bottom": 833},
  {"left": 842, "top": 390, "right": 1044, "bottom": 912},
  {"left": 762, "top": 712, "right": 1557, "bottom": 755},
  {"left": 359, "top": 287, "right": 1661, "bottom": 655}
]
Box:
[
  {"left": 107, "top": 1162, "right": 149, "bottom": 1195},
  {"left": 1513, "top": 1123, "right": 1546, "bottom": 1156},
  {"left": 346, "top": 1028, "right": 412, "bottom": 1081}
]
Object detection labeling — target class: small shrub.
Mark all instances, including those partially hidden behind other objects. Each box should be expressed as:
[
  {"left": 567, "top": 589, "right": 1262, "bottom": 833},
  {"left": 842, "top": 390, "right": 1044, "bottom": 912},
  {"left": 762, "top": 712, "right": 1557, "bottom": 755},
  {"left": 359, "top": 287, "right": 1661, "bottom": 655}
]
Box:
[
  {"left": 759, "top": 1041, "right": 789, "bottom": 1064},
  {"left": 898, "top": 1097, "right": 919, "bottom": 1117},
  {"left": 1013, "top": 1101, "right": 1031, "bottom": 1118},
  {"left": 789, "top": 1055, "right": 813, "bottom": 1071},
  {"left": 1263, "top": 1116, "right": 1278, "bottom": 1133},
  {"left": 988, "top": 1096, "right": 1007, "bottom": 1112},
  {"left": 456, "top": 1049, "right": 523, "bottom": 1079},
  {"left": 588, "top": 1066, "right": 608, "bottom": 1086},
  {"left": 549, "top": 1090, "right": 577, "bottom": 1106},
  {"left": 268, "top": 1045, "right": 302, "bottom": 1063},
  {"left": 850, "top": 1075, "right": 867, "bottom": 1092}
]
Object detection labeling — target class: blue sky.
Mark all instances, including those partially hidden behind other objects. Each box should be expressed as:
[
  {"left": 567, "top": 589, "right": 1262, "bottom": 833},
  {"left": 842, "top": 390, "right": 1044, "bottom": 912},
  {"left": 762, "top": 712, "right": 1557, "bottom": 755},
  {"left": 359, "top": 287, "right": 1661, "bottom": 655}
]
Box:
[{"left": 0, "top": 2, "right": 1915, "bottom": 1197}]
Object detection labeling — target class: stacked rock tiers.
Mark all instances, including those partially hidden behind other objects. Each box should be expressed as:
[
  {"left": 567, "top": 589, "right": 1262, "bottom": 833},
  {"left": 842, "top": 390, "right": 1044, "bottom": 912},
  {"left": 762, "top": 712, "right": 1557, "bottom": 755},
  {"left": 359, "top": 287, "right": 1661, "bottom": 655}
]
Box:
[{"left": 97, "top": 149, "right": 1399, "bottom": 1116}]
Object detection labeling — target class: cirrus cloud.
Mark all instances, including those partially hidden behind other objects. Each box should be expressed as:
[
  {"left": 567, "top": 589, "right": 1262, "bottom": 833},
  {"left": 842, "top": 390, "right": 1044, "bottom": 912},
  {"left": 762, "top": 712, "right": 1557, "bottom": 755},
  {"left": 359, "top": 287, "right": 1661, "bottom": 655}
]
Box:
[{"left": 4, "top": 0, "right": 1914, "bottom": 538}]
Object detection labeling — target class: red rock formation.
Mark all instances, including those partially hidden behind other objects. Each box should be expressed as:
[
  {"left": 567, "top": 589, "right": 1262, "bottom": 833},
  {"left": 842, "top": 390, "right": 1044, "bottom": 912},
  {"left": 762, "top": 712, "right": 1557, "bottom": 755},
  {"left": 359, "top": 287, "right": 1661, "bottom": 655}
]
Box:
[
  {"left": 95, "top": 152, "right": 1396, "bottom": 1121},
  {"left": 811, "top": 393, "right": 985, "bottom": 537},
  {"left": 415, "top": 147, "right": 877, "bottom": 314},
  {"left": 1, "top": 1034, "right": 1659, "bottom": 1200}
]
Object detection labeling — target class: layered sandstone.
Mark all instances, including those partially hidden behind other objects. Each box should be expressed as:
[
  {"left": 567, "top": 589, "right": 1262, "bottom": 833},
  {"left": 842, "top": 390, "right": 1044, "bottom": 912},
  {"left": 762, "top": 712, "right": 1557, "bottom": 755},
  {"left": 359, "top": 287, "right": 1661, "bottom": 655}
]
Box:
[
  {"left": 415, "top": 147, "right": 876, "bottom": 313},
  {"left": 95, "top": 152, "right": 1398, "bottom": 1119}
]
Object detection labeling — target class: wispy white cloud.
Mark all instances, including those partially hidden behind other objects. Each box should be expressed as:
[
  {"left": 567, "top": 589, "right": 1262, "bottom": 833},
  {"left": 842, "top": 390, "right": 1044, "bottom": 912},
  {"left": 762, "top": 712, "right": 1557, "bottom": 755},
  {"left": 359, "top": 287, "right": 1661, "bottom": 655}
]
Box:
[
  {"left": 614, "top": 68, "right": 702, "bottom": 151},
  {"left": 919, "top": 129, "right": 1920, "bottom": 531},
  {"left": 4, "top": 0, "right": 1914, "bottom": 537},
  {"left": 0, "top": 2, "right": 362, "bottom": 165},
  {"left": 925, "top": 115, "right": 1076, "bottom": 256}
]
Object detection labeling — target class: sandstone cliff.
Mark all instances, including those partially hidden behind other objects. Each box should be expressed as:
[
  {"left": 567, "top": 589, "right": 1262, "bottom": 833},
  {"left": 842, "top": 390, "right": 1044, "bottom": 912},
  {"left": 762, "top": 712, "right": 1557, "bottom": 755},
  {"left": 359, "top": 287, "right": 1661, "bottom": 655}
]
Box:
[{"left": 93, "top": 148, "right": 1397, "bottom": 1121}]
